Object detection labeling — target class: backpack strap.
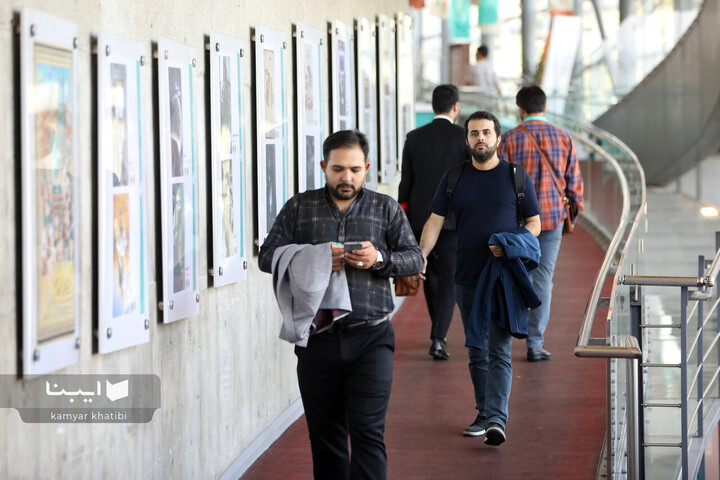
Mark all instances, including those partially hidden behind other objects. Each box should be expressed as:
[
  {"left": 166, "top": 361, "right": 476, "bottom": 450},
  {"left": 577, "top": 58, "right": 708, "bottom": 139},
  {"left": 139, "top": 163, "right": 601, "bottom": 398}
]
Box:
[
  {"left": 446, "top": 160, "right": 525, "bottom": 227},
  {"left": 511, "top": 163, "right": 526, "bottom": 227},
  {"left": 445, "top": 161, "right": 468, "bottom": 199}
]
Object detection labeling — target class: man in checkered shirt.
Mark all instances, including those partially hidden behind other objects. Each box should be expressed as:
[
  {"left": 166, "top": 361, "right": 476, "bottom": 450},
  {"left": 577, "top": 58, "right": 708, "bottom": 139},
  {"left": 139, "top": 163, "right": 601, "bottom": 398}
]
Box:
[{"left": 498, "top": 86, "right": 584, "bottom": 363}]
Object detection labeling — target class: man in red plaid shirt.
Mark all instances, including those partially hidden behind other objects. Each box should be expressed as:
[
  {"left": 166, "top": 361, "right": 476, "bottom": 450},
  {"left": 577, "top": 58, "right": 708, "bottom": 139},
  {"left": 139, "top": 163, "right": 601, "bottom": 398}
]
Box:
[{"left": 498, "top": 86, "right": 584, "bottom": 362}]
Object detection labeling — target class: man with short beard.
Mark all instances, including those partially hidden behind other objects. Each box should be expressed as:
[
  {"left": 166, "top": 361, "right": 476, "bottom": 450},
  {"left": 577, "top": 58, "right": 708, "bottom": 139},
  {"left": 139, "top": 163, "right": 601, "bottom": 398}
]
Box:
[
  {"left": 259, "top": 130, "right": 423, "bottom": 479},
  {"left": 419, "top": 111, "right": 541, "bottom": 446}
]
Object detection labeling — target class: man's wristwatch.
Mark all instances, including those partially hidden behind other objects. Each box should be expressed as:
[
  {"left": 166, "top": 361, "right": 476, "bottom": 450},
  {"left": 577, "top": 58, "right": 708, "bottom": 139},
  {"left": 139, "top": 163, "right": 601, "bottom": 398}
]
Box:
[{"left": 371, "top": 250, "right": 384, "bottom": 270}]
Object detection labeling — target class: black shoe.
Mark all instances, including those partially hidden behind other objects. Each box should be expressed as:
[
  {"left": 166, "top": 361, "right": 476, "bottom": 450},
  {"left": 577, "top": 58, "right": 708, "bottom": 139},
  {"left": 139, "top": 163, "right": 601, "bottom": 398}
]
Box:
[
  {"left": 484, "top": 423, "right": 506, "bottom": 446},
  {"left": 462, "top": 414, "right": 486, "bottom": 436},
  {"left": 527, "top": 346, "right": 551, "bottom": 362},
  {"left": 428, "top": 339, "right": 449, "bottom": 360}
]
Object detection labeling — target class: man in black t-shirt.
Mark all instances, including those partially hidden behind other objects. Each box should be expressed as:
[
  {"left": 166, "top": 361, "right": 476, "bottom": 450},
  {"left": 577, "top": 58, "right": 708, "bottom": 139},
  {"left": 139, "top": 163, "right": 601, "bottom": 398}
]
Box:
[{"left": 419, "top": 111, "right": 541, "bottom": 446}]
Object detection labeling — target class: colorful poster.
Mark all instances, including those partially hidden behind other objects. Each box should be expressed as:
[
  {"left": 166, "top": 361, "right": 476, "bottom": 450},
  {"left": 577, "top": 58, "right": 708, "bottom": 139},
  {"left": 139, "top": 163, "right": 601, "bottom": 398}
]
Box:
[
  {"left": 221, "top": 159, "right": 234, "bottom": 258},
  {"left": 305, "top": 135, "right": 316, "bottom": 190},
  {"left": 172, "top": 183, "right": 186, "bottom": 293},
  {"left": 303, "top": 44, "right": 316, "bottom": 126},
  {"left": 110, "top": 63, "right": 128, "bottom": 186},
  {"left": 263, "top": 49, "right": 276, "bottom": 139},
  {"left": 112, "top": 193, "right": 132, "bottom": 316},
  {"left": 169, "top": 67, "right": 184, "bottom": 178},
  {"left": 34, "top": 42, "right": 76, "bottom": 343},
  {"left": 219, "top": 55, "right": 233, "bottom": 157},
  {"left": 265, "top": 144, "right": 276, "bottom": 228}
]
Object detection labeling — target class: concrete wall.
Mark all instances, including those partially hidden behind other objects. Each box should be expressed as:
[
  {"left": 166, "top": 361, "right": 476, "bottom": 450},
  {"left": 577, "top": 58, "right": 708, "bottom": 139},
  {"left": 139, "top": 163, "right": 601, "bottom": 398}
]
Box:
[{"left": 0, "top": 0, "right": 406, "bottom": 478}]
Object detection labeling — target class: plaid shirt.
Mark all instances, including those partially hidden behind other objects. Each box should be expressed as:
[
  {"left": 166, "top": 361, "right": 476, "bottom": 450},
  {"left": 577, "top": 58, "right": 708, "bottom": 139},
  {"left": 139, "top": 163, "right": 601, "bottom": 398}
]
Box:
[
  {"left": 259, "top": 187, "right": 423, "bottom": 321},
  {"left": 499, "top": 120, "right": 584, "bottom": 231}
]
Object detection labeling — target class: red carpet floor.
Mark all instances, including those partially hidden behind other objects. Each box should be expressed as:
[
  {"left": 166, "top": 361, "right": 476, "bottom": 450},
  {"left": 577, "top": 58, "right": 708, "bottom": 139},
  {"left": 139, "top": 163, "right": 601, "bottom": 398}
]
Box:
[{"left": 241, "top": 227, "right": 608, "bottom": 479}]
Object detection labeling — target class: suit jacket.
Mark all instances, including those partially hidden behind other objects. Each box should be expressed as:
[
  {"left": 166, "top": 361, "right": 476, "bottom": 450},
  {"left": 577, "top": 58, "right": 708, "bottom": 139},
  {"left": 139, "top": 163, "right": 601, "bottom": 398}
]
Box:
[{"left": 398, "top": 117, "right": 469, "bottom": 232}]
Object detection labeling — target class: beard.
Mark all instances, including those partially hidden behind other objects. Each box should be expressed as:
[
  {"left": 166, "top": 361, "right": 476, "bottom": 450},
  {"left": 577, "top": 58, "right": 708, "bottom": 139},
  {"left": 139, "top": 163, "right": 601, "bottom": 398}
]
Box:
[
  {"left": 470, "top": 141, "right": 498, "bottom": 163},
  {"left": 328, "top": 182, "right": 359, "bottom": 200}
]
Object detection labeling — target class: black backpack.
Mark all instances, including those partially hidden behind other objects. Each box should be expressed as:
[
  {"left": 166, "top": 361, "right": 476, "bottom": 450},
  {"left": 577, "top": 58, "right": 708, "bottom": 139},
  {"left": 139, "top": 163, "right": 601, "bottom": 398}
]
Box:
[{"left": 444, "top": 161, "right": 526, "bottom": 227}]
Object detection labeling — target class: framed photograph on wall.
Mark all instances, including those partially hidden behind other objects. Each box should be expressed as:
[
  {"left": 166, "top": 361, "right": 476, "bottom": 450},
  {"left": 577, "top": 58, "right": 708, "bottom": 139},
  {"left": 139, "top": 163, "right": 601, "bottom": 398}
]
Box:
[
  {"left": 208, "top": 32, "right": 247, "bottom": 287},
  {"left": 329, "top": 20, "right": 355, "bottom": 133},
  {"left": 377, "top": 15, "right": 398, "bottom": 184},
  {"left": 396, "top": 12, "right": 416, "bottom": 172},
  {"left": 157, "top": 38, "right": 200, "bottom": 323},
  {"left": 294, "top": 23, "right": 324, "bottom": 193},
  {"left": 97, "top": 32, "right": 150, "bottom": 353},
  {"left": 355, "top": 17, "right": 378, "bottom": 191},
  {"left": 254, "top": 26, "right": 288, "bottom": 244},
  {"left": 20, "top": 8, "right": 81, "bottom": 376}
]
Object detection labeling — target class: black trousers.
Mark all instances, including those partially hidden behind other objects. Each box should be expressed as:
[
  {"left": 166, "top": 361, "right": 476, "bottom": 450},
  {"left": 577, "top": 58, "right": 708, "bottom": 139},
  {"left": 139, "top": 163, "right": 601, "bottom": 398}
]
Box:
[
  {"left": 416, "top": 229, "right": 457, "bottom": 341},
  {"left": 295, "top": 321, "right": 395, "bottom": 480}
]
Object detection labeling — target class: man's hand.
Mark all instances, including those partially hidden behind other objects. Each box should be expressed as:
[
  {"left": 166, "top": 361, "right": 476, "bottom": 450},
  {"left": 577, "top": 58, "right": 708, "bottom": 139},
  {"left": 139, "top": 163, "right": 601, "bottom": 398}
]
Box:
[
  {"left": 344, "top": 241, "right": 377, "bottom": 270},
  {"left": 489, "top": 244, "right": 504, "bottom": 258},
  {"left": 419, "top": 255, "right": 428, "bottom": 280},
  {"left": 331, "top": 243, "right": 345, "bottom": 271}
]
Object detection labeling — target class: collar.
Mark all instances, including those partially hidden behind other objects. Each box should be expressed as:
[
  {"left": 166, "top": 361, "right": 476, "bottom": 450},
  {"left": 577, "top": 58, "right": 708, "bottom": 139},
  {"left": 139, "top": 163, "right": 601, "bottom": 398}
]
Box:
[
  {"left": 523, "top": 115, "right": 547, "bottom": 122},
  {"left": 434, "top": 114, "right": 454, "bottom": 124}
]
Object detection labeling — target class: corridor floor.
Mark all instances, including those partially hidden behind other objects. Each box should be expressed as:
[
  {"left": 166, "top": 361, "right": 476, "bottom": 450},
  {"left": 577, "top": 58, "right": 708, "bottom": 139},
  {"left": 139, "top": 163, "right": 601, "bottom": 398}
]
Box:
[{"left": 241, "top": 226, "right": 607, "bottom": 479}]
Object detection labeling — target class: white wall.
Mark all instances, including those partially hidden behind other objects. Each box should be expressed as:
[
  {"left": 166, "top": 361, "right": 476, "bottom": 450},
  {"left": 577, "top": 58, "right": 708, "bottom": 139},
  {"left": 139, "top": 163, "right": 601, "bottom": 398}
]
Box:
[{"left": 0, "top": 0, "right": 406, "bottom": 478}]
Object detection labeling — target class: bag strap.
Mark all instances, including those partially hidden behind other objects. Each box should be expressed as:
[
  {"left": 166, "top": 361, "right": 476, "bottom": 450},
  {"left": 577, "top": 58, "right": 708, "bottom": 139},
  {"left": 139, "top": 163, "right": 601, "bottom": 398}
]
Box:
[
  {"left": 519, "top": 124, "right": 566, "bottom": 202},
  {"left": 510, "top": 163, "right": 525, "bottom": 227},
  {"left": 445, "top": 161, "right": 468, "bottom": 198}
]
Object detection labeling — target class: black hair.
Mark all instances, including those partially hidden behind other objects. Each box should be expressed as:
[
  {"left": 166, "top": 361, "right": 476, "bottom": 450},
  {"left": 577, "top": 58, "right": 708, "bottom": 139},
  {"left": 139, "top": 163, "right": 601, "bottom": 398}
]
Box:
[
  {"left": 516, "top": 85, "right": 547, "bottom": 115},
  {"left": 322, "top": 130, "right": 370, "bottom": 161},
  {"left": 431, "top": 84, "right": 459, "bottom": 114},
  {"left": 476, "top": 45, "right": 489, "bottom": 58},
  {"left": 464, "top": 111, "right": 501, "bottom": 138}
]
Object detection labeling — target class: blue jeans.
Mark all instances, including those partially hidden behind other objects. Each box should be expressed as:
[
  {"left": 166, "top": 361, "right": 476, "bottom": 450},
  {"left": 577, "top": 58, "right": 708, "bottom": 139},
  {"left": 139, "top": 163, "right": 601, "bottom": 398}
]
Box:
[
  {"left": 526, "top": 224, "right": 563, "bottom": 349},
  {"left": 456, "top": 284, "right": 513, "bottom": 428}
]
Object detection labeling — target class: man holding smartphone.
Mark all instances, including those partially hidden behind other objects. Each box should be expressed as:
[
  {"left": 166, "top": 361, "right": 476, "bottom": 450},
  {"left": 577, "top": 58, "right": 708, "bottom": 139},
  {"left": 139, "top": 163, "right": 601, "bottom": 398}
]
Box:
[{"left": 259, "top": 130, "right": 423, "bottom": 479}]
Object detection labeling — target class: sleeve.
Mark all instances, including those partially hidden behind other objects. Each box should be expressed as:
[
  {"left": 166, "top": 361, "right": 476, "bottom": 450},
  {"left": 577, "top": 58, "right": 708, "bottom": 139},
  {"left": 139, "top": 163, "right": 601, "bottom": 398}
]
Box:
[
  {"left": 258, "top": 196, "right": 299, "bottom": 273},
  {"left": 563, "top": 136, "right": 584, "bottom": 213},
  {"left": 397, "top": 134, "right": 413, "bottom": 204},
  {"left": 377, "top": 201, "right": 423, "bottom": 278},
  {"left": 428, "top": 172, "right": 450, "bottom": 217}
]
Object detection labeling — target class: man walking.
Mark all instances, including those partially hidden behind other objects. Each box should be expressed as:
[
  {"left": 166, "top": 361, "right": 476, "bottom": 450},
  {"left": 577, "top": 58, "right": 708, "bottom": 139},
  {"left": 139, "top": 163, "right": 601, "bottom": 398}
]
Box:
[
  {"left": 398, "top": 84, "right": 469, "bottom": 360},
  {"left": 465, "top": 45, "right": 501, "bottom": 95},
  {"left": 259, "top": 130, "right": 423, "bottom": 479},
  {"left": 498, "top": 86, "right": 584, "bottom": 362},
  {"left": 419, "top": 111, "right": 541, "bottom": 446}
]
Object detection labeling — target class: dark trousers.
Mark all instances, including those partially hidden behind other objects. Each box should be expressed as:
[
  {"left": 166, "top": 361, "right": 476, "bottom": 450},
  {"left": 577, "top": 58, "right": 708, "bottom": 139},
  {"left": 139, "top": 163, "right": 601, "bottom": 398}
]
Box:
[
  {"left": 416, "top": 229, "right": 457, "bottom": 340},
  {"left": 295, "top": 321, "right": 395, "bottom": 480}
]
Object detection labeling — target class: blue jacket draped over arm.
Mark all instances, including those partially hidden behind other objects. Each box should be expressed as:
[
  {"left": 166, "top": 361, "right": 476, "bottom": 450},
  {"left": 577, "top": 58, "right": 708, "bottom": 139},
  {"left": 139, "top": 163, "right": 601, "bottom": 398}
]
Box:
[{"left": 466, "top": 229, "right": 542, "bottom": 348}]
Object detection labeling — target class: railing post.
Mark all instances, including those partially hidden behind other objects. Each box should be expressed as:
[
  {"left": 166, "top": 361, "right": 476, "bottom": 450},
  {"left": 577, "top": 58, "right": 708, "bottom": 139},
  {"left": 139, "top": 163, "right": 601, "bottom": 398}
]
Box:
[
  {"left": 697, "top": 255, "right": 705, "bottom": 439},
  {"left": 630, "top": 285, "right": 645, "bottom": 479},
  {"left": 627, "top": 356, "right": 640, "bottom": 480},
  {"left": 680, "top": 286, "right": 689, "bottom": 480}
]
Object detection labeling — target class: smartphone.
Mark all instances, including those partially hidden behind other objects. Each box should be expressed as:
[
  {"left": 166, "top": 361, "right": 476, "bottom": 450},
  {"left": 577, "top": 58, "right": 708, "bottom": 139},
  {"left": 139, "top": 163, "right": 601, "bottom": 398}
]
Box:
[{"left": 343, "top": 241, "right": 364, "bottom": 252}]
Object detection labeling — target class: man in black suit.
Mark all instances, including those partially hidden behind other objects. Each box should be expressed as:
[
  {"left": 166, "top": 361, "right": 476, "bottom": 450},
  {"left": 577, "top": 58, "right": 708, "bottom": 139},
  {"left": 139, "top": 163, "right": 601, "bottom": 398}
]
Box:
[{"left": 398, "top": 84, "right": 469, "bottom": 360}]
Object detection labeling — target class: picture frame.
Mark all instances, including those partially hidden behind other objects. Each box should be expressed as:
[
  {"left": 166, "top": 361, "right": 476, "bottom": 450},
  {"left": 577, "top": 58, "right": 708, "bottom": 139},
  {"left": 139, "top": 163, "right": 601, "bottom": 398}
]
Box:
[
  {"left": 355, "top": 17, "right": 378, "bottom": 191},
  {"left": 254, "top": 26, "right": 288, "bottom": 245},
  {"left": 396, "top": 13, "right": 416, "bottom": 172},
  {"left": 208, "top": 32, "right": 247, "bottom": 287},
  {"left": 96, "top": 32, "right": 150, "bottom": 353},
  {"left": 329, "top": 20, "right": 355, "bottom": 133},
  {"left": 157, "top": 38, "right": 200, "bottom": 323},
  {"left": 20, "top": 8, "right": 81, "bottom": 376},
  {"left": 377, "top": 15, "right": 398, "bottom": 184},
  {"left": 294, "top": 23, "right": 324, "bottom": 193}
]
